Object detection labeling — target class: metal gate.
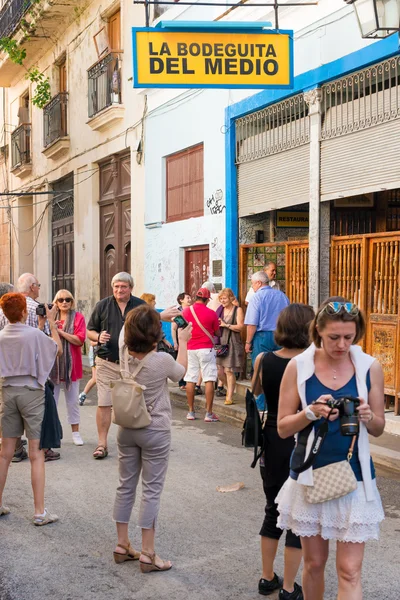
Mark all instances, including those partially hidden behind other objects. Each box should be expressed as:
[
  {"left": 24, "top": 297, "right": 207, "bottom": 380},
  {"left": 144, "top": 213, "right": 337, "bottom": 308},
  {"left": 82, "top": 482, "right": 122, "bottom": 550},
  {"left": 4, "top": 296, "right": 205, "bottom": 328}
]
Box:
[
  {"left": 331, "top": 233, "right": 400, "bottom": 414},
  {"left": 239, "top": 241, "right": 309, "bottom": 305}
]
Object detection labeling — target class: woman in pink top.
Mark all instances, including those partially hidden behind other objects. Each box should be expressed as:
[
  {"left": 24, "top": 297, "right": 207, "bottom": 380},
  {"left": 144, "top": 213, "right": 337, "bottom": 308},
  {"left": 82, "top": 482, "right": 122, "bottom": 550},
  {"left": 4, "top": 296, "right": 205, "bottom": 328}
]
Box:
[{"left": 50, "top": 289, "right": 86, "bottom": 446}]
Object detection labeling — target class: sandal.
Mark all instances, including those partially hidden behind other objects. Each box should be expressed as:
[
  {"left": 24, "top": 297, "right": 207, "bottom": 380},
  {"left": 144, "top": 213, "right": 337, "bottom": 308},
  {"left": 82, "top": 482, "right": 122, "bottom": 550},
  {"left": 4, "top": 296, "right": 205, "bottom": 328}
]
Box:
[
  {"left": 113, "top": 542, "right": 141, "bottom": 564},
  {"left": 224, "top": 399, "right": 234, "bottom": 405},
  {"left": 0, "top": 506, "right": 10, "bottom": 516},
  {"left": 139, "top": 550, "right": 172, "bottom": 573},
  {"left": 93, "top": 445, "right": 108, "bottom": 459}
]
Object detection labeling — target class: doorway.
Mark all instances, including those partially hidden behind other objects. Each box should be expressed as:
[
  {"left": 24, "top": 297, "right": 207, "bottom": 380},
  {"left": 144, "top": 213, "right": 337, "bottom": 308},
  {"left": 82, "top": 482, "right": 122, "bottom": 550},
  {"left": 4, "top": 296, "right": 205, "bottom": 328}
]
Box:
[
  {"left": 99, "top": 152, "right": 131, "bottom": 299},
  {"left": 185, "top": 245, "right": 209, "bottom": 299}
]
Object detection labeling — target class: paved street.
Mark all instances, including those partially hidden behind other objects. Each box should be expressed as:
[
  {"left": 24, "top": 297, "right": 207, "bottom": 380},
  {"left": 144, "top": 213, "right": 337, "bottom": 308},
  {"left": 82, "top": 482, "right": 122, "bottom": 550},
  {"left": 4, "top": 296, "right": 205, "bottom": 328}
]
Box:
[{"left": 0, "top": 392, "right": 399, "bottom": 600}]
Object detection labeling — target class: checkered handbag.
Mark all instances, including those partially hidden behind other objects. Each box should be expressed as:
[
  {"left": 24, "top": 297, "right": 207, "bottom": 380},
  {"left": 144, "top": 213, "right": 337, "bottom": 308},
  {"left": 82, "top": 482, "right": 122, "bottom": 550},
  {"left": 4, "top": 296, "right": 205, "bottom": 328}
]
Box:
[{"left": 305, "top": 437, "right": 357, "bottom": 504}]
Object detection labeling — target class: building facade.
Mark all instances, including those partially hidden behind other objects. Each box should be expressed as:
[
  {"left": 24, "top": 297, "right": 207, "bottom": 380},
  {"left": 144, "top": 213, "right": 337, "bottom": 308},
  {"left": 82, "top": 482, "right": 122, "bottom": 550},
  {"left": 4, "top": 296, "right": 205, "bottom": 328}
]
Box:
[{"left": 0, "top": 0, "right": 146, "bottom": 318}]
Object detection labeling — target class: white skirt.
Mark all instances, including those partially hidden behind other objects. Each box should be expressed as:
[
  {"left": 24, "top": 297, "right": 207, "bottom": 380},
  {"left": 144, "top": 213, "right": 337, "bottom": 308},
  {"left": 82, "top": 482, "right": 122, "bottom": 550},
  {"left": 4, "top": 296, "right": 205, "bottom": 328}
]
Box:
[{"left": 276, "top": 477, "right": 384, "bottom": 543}]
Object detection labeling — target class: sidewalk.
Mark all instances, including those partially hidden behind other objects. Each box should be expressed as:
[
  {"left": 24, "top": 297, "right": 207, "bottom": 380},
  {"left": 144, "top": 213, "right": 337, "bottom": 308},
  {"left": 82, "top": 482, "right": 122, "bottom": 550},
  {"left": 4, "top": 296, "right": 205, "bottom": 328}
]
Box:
[{"left": 169, "top": 382, "right": 400, "bottom": 476}]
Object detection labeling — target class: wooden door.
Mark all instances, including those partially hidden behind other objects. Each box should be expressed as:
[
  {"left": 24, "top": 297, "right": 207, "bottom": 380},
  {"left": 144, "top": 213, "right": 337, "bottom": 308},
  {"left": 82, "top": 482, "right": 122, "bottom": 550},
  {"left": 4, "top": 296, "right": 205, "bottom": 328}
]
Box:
[
  {"left": 108, "top": 10, "right": 121, "bottom": 51},
  {"left": 52, "top": 174, "right": 74, "bottom": 297},
  {"left": 185, "top": 246, "right": 209, "bottom": 299},
  {"left": 365, "top": 236, "right": 400, "bottom": 412},
  {"left": 59, "top": 60, "right": 67, "bottom": 93},
  {"left": 99, "top": 153, "right": 131, "bottom": 299}
]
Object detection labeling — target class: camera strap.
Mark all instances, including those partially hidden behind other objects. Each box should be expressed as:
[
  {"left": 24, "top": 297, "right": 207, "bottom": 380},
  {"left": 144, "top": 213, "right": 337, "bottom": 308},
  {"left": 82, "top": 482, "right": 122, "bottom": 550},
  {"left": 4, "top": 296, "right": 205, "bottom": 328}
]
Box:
[{"left": 291, "top": 407, "right": 338, "bottom": 474}]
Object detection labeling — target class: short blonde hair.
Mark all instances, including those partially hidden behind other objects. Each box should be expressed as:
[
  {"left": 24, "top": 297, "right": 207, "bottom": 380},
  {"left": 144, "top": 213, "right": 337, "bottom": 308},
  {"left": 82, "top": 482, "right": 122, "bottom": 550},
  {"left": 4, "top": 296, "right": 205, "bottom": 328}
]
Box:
[
  {"left": 218, "top": 287, "right": 236, "bottom": 304},
  {"left": 53, "top": 289, "right": 76, "bottom": 309},
  {"left": 140, "top": 293, "right": 156, "bottom": 305}
]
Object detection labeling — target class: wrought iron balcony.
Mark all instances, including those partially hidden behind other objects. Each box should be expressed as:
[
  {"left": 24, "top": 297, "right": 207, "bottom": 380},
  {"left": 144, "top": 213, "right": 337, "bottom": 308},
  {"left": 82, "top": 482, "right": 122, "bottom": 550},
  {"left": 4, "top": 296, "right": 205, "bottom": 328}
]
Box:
[
  {"left": 0, "top": 0, "right": 32, "bottom": 39},
  {"left": 43, "top": 92, "right": 68, "bottom": 148},
  {"left": 88, "top": 52, "right": 122, "bottom": 119},
  {"left": 11, "top": 123, "right": 31, "bottom": 170}
]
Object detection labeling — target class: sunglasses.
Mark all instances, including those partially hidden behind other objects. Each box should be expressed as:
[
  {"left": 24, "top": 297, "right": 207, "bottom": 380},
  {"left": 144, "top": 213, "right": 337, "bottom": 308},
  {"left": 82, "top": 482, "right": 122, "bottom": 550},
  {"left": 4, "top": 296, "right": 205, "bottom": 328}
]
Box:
[
  {"left": 57, "top": 298, "right": 72, "bottom": 303},
  {"left": 320, "top": 302, "right": 359, "bottom": 317}
]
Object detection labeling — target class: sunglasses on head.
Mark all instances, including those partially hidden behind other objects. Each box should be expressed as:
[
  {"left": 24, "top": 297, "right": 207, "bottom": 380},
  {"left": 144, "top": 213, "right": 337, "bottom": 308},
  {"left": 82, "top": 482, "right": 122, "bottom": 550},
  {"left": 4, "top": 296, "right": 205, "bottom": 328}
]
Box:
[
  {"left": 57, "top": 297, "right": 72, "bottom": 303},
  {"left": 320, "top": 301, "right": 359, "bottom": 317}
]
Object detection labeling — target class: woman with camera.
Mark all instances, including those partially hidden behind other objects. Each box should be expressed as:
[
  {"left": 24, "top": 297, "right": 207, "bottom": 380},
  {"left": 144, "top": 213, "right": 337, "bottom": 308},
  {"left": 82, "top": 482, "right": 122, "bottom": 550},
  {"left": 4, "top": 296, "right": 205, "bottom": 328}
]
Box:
[
  {"left": 113, "top": 304, "right": 191, "bottom": 572},
  {"left": 252, "top": 303, "right": 315, "bottom": 600},
  {"left": 277, "top": 297, "right": 385, "bottom": 600},
  {"left": 50, "top": 289, "right": 86, "bottom": 446},
  {"left": 0, "top": 293, "right": 62, "bottom": 525}
]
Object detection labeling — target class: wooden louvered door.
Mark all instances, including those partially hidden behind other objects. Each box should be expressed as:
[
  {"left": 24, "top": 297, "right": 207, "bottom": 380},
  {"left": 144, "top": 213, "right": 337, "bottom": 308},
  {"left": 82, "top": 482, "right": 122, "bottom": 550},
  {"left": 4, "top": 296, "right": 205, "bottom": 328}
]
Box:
[
  {"left": 331, "top": 233, "right": 400, "bottom": 414},
  {"left": 99, "top": 152, "right": 131, "bottom": 299},
  {"left": 366, "top": 235, "right": 400, "bottom": 413}
]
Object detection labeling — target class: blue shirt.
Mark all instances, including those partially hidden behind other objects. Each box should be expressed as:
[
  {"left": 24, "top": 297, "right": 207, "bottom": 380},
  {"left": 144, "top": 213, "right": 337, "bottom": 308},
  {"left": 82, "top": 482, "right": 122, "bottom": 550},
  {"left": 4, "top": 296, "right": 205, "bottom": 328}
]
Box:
[
  {"left": 290, "top": 372, "right": 375, "bottom": 482},
  {"left": 244, "top": 286, "right": 290, "bottom": 332}
]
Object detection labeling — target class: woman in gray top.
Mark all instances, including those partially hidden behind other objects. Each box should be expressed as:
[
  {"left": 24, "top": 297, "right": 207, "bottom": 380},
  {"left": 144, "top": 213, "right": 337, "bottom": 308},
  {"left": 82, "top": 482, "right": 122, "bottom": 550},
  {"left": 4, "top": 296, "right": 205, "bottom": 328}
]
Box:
[{"left": 113, "top": 304, "right": 191, "bottom": 572}]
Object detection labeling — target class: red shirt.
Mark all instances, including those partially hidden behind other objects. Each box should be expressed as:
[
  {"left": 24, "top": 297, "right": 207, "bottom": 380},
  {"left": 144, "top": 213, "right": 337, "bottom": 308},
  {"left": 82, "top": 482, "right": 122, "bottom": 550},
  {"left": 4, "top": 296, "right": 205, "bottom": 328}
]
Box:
[
  {"left": 58, "top": 312, "right": 86, "bottom": 381},
  {"left": 183, "top": 303, "right": 220, "bottom": 350}
]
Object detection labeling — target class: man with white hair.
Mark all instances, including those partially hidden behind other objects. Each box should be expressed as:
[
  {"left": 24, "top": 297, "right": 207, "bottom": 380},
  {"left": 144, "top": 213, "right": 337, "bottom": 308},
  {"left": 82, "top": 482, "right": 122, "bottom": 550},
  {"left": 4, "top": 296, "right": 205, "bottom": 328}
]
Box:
[
  {"left": 244, "top": 271, "right": 289, "bottom": 363},
  {"left": 245, "top": 262, "right": 280, "bottom": 305},
  {"left": 87, "top": 272, "right": 145, "bottom": 459}
]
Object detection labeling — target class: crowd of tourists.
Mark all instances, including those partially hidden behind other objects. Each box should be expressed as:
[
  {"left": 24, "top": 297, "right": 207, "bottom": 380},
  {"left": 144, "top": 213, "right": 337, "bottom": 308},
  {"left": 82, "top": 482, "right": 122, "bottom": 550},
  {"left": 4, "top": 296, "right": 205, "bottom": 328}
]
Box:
[{"left": 0, "top": 265, "right": 386, "bottom": 599}]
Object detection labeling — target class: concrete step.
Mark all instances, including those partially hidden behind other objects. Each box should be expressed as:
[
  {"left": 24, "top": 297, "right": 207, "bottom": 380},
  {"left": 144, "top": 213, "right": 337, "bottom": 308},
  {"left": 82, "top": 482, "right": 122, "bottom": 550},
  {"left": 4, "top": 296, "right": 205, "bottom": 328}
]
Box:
[
  {"left": 169, "top": 385, "right": 246, "bottom": 428},
  {"left": 235, "top": 379, "right": 251, "bottom": 399}
]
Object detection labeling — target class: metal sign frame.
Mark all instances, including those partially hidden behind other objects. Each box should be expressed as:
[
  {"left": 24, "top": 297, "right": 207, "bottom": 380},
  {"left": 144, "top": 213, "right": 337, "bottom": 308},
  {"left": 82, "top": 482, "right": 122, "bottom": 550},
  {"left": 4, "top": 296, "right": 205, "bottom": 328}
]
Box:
[{"left": 132, "top": 23, "right": 294, "bottom": 90}]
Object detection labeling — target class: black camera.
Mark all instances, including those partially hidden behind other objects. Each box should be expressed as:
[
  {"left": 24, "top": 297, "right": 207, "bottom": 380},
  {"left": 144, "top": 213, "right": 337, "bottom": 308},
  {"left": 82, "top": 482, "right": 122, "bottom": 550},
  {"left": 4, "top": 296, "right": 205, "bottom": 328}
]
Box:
[
  {"left": 35, "top": 303, "right": 53, "bottom": 317},
  {"left": 326, "top": 396, "right": 360, "bottom": 436}
]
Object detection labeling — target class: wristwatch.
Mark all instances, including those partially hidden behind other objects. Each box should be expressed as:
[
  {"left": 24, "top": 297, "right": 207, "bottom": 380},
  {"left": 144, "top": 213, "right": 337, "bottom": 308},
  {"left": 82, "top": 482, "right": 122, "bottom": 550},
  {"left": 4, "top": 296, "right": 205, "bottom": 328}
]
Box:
[{"left": 304, "top": 406, "right": 319, "bottom": 421}]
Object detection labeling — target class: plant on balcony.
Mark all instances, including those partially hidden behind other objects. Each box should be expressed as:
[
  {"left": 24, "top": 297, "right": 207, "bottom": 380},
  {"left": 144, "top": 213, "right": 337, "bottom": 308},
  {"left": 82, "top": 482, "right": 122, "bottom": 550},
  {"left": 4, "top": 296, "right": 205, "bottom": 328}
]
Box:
[{"left": 0, "top": 38, "right": 50, "bottom": 108}]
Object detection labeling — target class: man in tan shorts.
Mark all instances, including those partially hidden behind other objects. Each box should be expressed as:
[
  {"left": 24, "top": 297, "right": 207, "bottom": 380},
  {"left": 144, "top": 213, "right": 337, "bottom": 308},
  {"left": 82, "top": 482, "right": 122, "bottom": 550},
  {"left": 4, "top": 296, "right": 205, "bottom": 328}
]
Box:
[{"left": 87, "top": 273, "right": 145, "bottom": 459}]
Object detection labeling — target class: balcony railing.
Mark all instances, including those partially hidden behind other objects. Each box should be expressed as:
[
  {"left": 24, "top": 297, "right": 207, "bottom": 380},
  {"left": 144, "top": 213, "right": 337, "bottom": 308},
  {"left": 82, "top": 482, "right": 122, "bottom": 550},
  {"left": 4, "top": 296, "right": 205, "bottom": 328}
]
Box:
[
  {"left": 43, "top": 92, "right": 68, "bottom": 148},
  {"left": 0, "top": 0, "right": 32, "bottom": 39},
  {"left": 88, "top": 52, "right": 122, "bottom": 119},
  {"left": 11, "top": 123, "right": 31, "bottom": 169}
]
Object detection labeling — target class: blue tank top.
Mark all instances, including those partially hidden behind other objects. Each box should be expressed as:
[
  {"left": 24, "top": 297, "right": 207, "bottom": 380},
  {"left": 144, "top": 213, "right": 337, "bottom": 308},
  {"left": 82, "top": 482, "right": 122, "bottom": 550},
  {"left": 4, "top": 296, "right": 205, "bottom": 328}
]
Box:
[{"left": 291, "top": 372, "right": 375, "bottom": 482}]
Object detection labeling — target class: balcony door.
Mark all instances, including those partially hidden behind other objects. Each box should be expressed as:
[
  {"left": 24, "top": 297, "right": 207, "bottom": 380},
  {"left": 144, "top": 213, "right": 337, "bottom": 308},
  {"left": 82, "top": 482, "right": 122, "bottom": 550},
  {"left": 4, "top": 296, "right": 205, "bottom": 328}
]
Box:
[
  {"left": 99, "top": 152, "right": 131, "bottom": 299},
  {"left": 52, "top": 174, "right": 74, "bottom": 297}
]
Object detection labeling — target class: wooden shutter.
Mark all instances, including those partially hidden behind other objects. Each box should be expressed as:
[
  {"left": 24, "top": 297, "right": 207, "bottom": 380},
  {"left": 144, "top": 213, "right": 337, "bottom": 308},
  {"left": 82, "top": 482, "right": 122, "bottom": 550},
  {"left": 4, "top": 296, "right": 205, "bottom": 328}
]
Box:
[
  {"left": 166, "top": 144, "right": 204, "bottom": 223},
  {"left": 109, "top": 10, "right": 121, "bottom": 51},
  {"left": 59, "top": 60, "right": 67, "bottom": 93}
]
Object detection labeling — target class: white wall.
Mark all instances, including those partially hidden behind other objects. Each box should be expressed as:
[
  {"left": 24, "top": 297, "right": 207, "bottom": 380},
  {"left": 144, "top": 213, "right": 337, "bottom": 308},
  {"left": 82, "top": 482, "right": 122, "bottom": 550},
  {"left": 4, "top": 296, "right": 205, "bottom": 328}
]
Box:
[{"left": 144, "top": 89, "right": 228, "bottom": 305}]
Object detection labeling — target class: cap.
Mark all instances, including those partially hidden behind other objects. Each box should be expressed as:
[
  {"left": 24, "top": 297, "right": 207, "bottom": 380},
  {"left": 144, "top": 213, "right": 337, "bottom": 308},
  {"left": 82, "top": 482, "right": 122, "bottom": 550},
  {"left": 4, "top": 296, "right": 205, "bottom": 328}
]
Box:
[{"left": 196, "top": 287, "right": 211, "bottom": 299}]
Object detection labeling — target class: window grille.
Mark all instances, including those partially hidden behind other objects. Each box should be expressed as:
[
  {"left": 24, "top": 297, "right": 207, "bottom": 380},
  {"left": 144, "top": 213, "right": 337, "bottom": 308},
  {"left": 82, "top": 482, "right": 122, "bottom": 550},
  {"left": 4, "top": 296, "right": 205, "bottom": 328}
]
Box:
[
  {"left": 321, "top": 56, "right": 400, "bottom": 140},
  {"left": 52, "top": 195, "right": 74, "bottom": 222},
  {"left": 235, "top": 93, "right": 309, "bottom": 164}
]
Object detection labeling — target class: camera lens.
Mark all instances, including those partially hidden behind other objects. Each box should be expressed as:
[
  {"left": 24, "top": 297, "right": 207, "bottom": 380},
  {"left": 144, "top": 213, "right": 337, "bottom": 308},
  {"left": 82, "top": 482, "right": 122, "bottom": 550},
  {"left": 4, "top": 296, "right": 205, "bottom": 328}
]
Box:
[{"left": 340, "top": 416, "right": 359, "bottom": 436}]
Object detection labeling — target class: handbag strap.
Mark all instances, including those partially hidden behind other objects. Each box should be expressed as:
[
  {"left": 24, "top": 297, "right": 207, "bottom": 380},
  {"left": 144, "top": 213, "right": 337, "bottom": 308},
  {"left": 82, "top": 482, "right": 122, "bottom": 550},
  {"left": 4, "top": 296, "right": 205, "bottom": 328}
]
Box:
[
  {"left": 121, "top": 351, "right": 153, "bottom": 380},
  {"left": 251, "top": 351, "right": 265, "bottom": 394},
  {"left": 225, "top": 306, "right": 237, "bottom": 345},
  {"left": 190, "top": 305, "right": 215, "bottom": 345}
]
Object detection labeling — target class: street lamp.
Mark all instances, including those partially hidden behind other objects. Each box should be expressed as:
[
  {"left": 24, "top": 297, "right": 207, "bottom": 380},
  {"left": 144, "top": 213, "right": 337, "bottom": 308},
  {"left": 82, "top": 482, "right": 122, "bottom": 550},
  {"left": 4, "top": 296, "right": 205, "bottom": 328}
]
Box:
[{"left": 345, "top": 0, "right": 400, "bottom": 38}]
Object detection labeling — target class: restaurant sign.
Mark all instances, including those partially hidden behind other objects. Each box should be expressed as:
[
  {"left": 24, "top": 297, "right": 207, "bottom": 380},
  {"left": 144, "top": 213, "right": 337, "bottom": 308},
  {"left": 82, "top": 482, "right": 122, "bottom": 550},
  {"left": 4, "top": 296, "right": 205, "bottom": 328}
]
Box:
[
  {"left": 132, "top": 26, "right": 293, "bottom": 89},
  {"left": 277, "top": 211, "right": 309, "bottom": 228}
]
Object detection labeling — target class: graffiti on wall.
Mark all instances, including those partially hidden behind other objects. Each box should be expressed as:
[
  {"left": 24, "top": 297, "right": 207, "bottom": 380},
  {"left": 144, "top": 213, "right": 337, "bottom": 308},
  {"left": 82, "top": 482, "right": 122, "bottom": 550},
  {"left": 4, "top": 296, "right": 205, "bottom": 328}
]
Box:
[{"left": 207, "top": 189, "right": 225, "bottom": 215}]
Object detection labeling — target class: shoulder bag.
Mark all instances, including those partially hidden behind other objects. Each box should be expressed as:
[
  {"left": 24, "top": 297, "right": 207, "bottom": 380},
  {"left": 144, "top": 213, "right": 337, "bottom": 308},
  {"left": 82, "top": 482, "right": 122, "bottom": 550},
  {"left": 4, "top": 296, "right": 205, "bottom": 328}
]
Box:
[
  {"left": 292, "top": 413, "right": 358, "bottom": 504},
  {"left": 242, "top": 353, "right": 266, "bottom": 468},
  {"left": 110, "top": 353, "right": 152, "bottom": 429}
]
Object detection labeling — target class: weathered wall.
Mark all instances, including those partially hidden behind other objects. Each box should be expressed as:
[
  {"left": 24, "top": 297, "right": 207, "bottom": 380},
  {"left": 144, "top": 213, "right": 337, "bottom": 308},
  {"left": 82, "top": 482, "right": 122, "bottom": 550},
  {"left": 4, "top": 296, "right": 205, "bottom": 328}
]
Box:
[{"left": 0, "top": 0, "right": 146, "bottom": 318}]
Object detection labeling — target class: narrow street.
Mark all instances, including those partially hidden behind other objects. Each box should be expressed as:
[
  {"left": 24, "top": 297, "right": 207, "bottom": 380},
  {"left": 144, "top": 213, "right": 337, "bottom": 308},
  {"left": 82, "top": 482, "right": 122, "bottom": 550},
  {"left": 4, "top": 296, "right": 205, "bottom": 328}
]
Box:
[{"left": 0, "top": 391, "right": 399, "bottom": 600}]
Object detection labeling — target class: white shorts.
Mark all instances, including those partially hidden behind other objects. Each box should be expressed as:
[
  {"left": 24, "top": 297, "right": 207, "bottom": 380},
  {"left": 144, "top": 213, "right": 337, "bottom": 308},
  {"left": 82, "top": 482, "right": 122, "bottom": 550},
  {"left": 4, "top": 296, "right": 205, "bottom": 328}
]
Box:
[{"left": 185, "top": 348, "right": 218, "bottom": 383}]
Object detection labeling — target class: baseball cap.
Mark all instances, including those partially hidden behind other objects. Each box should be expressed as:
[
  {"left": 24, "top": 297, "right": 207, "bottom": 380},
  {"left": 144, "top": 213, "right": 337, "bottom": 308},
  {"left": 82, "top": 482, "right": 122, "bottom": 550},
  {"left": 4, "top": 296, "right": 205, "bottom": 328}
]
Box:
[{"left": 196, "top": 287, "right": 211, "bottom": 299}]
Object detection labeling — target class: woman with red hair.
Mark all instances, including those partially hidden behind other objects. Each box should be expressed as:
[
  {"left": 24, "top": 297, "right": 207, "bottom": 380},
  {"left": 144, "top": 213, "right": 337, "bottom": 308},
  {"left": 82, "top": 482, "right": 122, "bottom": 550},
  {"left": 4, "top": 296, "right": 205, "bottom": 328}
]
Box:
[{"left": 0, "top": 292, "right": 62, "bottom": 526}]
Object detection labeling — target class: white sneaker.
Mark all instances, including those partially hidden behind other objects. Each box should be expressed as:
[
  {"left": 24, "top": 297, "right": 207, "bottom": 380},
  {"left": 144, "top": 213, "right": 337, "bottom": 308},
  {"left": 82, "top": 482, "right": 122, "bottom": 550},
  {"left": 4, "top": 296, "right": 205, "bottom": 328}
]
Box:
[{"left": 72, "top": 432, "right": 84, "bottom": 446}]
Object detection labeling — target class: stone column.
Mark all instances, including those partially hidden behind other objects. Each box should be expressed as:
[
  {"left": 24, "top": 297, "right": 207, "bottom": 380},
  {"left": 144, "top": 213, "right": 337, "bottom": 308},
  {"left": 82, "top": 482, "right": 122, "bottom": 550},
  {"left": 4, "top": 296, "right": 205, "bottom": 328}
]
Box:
[{"left": 304, "top": 88, "right": 322, "bottom": 310}]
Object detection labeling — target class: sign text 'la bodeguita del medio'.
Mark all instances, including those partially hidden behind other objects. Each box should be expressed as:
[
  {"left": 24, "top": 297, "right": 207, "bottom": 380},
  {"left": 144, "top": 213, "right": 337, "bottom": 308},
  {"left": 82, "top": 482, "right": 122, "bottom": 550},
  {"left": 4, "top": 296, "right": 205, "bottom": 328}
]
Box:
[{"left": 132, "top": 29, "right": 293, "bottom": 89}]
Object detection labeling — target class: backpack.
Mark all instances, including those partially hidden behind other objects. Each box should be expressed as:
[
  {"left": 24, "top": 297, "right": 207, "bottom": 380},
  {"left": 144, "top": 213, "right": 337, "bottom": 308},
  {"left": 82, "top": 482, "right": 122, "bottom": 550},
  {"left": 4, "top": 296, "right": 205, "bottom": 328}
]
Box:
[{"left": 241, "top": 353, "right": 266, "bottom": 468}]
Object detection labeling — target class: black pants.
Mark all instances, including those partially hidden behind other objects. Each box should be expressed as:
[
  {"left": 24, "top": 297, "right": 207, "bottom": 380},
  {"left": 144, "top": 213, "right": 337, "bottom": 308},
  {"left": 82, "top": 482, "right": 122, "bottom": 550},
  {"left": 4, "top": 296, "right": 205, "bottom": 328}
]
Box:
[{"left": 259, "top": 469, "right": 301, "bottom": 549}]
